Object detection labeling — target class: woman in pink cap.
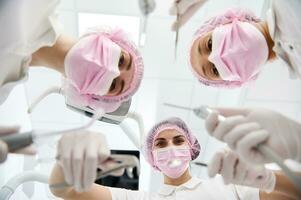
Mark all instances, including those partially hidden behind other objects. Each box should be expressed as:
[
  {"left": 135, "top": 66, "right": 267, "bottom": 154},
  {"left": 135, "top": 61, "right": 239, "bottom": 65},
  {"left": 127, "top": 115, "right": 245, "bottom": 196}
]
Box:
[
  {"left": 188, "top": 7, "right": 275, "bottom": 88},
  {"left": 169, "top": 1, "right": 300, "bottom": 87},
  {"left": 33, "top": 27, "right": 144, "bottom": 113},
  {"left": 0, "top": 26, "right": 144, "bottom": 164},
  {"left": 49, "top": 117, "right": 298, "bottom": 199},
  {"left": 169, "top": 1, "right": 301, "bottom": 170},
  {"left": 0, "top": 0, "right": 141, "bottom": 164}
]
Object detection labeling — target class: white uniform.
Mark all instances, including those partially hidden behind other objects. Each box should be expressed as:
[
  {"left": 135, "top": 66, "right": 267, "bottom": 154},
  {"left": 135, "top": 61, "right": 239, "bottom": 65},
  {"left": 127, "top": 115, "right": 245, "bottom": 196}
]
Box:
[
  {"left": 109, "top": 176, "right": 259, "bottom": 200},
  {"left": 266, "top": 0, "right": 301, "bottom": 79},
  {"left": 0, "top": 0, "right": 62, "bottom": 104}
]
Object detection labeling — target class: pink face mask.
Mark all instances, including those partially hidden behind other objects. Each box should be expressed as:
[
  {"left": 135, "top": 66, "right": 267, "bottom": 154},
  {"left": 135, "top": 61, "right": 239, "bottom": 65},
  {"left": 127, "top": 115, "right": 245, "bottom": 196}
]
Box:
[
  {"left": 208, "top": 20, "right": 268, "bottom": 82},
  {"left": 64, "top": 35, "right": 121, "bottom": 112},
  {"left": 153, "top": 145, "right": 191, "bottom": 179}
]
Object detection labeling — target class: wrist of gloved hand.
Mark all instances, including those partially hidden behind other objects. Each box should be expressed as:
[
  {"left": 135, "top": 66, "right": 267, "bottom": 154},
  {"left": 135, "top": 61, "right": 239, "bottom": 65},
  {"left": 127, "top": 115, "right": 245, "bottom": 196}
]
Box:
[{"left": 208, "top": 148, "right": 276, "bottom": 193}]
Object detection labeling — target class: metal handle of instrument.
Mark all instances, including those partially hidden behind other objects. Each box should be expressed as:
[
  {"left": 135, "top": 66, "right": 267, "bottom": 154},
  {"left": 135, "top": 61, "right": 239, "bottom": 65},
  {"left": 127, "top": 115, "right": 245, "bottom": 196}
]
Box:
[{"left": 0, "top": 132, "right": 34, "bottom": 152}]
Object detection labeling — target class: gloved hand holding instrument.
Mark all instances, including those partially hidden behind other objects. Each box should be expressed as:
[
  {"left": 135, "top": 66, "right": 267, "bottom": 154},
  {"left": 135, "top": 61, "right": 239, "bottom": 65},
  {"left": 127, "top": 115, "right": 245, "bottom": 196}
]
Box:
[
  {"left": 208, "top": 148, "right": 276, "bottom": 193},
  {"left": 50, "top": 154, "right": 140, "bottom": 192},
  {"left": 0, "top": 110, "right": 104, "bottom": 153},
  {"left": 51, "top": 130, "right": 140, "bottom": 192},
  {"left": 164, "top": 103, "right": 301, "bottom": 191}
]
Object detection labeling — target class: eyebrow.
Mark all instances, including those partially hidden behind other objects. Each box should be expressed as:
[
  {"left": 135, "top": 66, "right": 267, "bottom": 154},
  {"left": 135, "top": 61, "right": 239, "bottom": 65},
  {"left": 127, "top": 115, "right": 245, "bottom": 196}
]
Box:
[
  {"left": 126, "top": 55, "right": 132, "bottom": 71},
  {"left": 154, "top": 135, "right": 185, "bottom": 142},
  {"left": 154, "top": 138, "right": 165, "bottom": 143},
  {"left": 174, "top": 135, "right": 185, "bottom": 140},
  {"left": 198, "top": 41, "right": 210, "bottom": 79}
]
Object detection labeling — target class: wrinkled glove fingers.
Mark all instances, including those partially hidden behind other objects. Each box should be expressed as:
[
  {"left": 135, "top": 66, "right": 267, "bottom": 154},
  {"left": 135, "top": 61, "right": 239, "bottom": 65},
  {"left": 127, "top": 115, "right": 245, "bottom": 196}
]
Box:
[
  {"left": 61, "top": 149, "right": 73, "bottom": 185},
  {"left": 233, "top": 159, "right": 248, "bottom": 185},
  {"left": 205, "top": 111, "right": 219, "bottom": 135},
  {"left": 72, "top": 145, "right": 85, "bottom": 192},
  {"left": 82, "top": 144, "right": 98, "bottom": 191},
  {"left": 97, "top": 140, "right": 110, "bottom": 164},
  {"left": 220, "top": 151, "right": 237, "bottom": 184},
  {"left": 208, "top": 150, "right": 224, "bottom": 177},
  {"left": 211, "top": 115, "right": 246, "bottom": 140},
  {"left": 237, "top": 129, "right": 269, "bottom": 164},
  {"left": 214, "top": 107, "right": 250, "bottom": 117},
  {"left": 224, "top": 122, "right": 261, "bottom": 149}
]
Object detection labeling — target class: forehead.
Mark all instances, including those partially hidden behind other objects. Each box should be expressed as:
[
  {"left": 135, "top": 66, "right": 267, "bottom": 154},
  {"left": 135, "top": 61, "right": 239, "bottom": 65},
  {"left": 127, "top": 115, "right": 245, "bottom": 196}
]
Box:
[
  {"left": 191, "top": 37, "right": 204, "bottom": 77},
  {"left": 190, "top": 31, "right": 213, "bottom": 77},
  {"left": 155, "top": 129, "right": 184, "bottom": 140},
  {"left": 128, "top": 52, "right": 135, "bottom": 78},
  {"left": 120, "top": 47, "right": 135, "bottom": 91}
]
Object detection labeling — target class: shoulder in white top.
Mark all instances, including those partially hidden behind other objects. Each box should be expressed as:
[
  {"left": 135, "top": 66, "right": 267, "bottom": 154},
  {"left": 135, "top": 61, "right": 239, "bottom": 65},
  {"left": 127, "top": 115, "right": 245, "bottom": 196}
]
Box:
[
  {"left": 109, "top": 176, "right": 259, "bottom": 200},
  {"left": 0, "top": 0, "right": 62, "bottom": 104},
  {"left": 266, "top": 0, "right": 301, "bottom": 79}
]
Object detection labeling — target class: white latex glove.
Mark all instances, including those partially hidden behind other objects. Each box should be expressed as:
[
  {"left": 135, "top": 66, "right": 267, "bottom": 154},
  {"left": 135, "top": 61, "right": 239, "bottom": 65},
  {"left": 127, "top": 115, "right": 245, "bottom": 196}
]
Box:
[
  {"left": 208, "top": 148, "right": 276, "bottom": 192},
  {"left": 169, "top": 0, "right": 208, "bottom": 30},
  {"left": 57, "top": 130, "right": 124, "bottom": 192},
  {"left": 205, "top": 108, "right": 301, "bottom": 165},
  {"left": 0, "top": 126, "right": 36, "bottom": 163}
]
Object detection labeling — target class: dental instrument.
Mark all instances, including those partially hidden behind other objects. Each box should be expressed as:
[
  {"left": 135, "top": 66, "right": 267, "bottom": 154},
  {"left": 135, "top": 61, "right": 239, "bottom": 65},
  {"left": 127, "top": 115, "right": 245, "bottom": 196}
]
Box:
[
  {"left": 0, "top": 85, "right": 130, "bottom": 152},
  {"left": 174, "top": 0, "right": 180, "bottom": 60},
  {"left": 164, "top": 103, "right": 301, "bottom": 191},
  {"left": 1, "top": 84, "right": 145, "bottom": 152},
  {"left": 193, "top": 161, "right": 208, "bottom": 167},
  {"left": 0, "top": 110, "right": 104, "bottom": 152},
  {"left": 28, "top": 85, "right": 145, "bottom": 149},
  {"left": 138, "top": 0, "right": 156, "bottom": 47}
]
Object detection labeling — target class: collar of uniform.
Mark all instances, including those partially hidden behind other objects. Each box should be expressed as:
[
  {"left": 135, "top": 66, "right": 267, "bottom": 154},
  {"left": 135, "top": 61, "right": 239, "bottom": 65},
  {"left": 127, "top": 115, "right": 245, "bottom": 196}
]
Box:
[
  {"left": 266, "top": 8, "right": 276, "bottom": 40},
  {"left": 265, "top": 6, "right": 294, "bottom": 75},
  {"left": 158, "top": 177, "right": 202, "bottom": 196}
]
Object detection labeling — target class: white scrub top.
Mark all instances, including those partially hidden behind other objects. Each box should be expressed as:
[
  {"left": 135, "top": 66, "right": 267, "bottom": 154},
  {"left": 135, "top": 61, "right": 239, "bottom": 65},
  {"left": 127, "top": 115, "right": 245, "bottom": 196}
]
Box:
[
  {"left": 0, "top": 0, "right": 62, "bottom": 104},
  {"left": 266, "top": 0, "right": 301, "bottom": 79},
  {"left": 109, "top": 176, "right": 259, "bottom": 200}
]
